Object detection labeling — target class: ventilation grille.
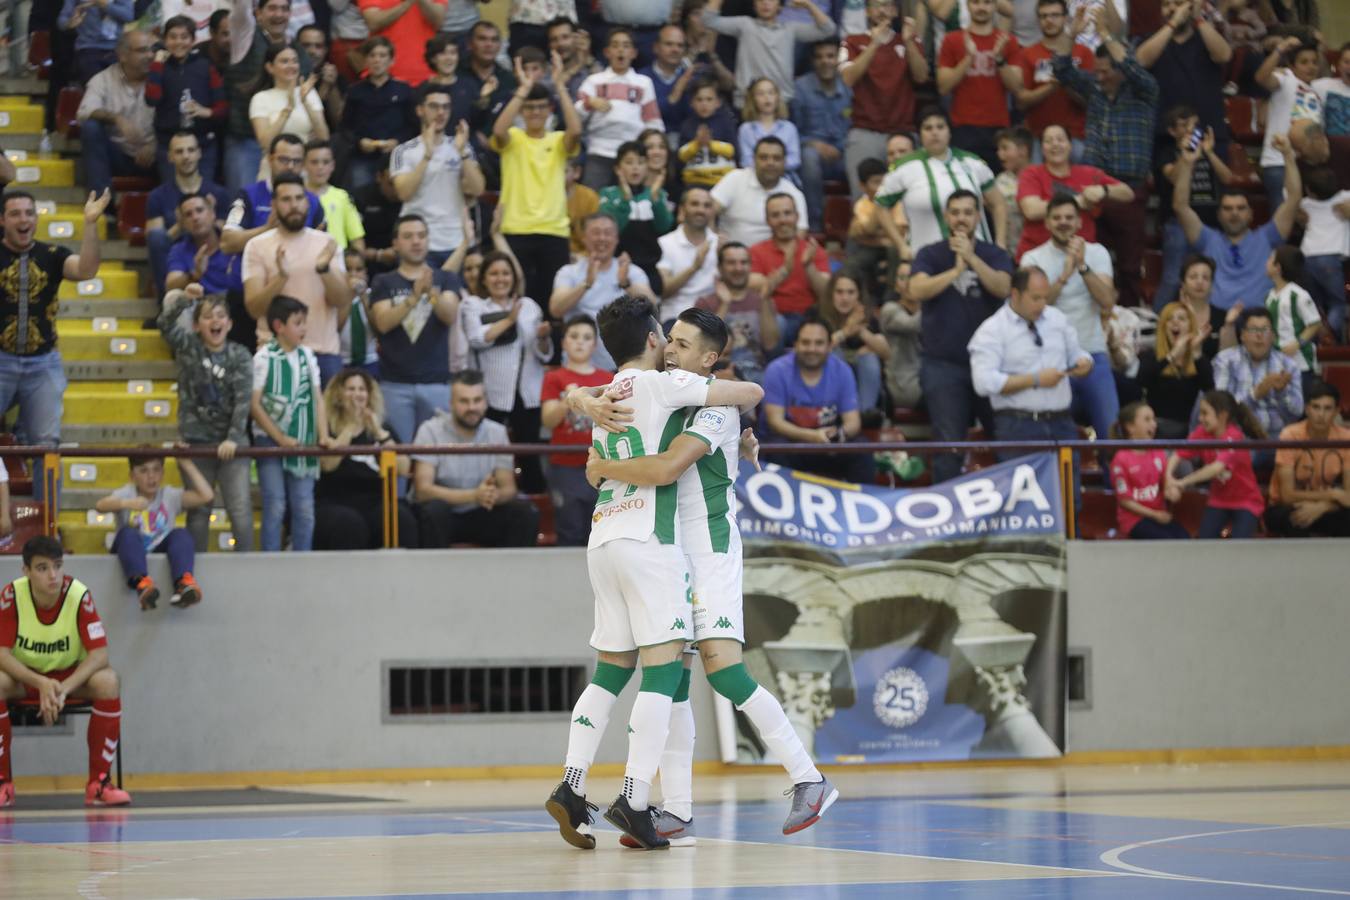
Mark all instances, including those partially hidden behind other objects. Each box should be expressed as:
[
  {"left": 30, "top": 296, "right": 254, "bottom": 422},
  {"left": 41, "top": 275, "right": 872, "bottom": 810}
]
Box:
[{"left": 385, "top": 662, "right": 588, "bottom": 719}]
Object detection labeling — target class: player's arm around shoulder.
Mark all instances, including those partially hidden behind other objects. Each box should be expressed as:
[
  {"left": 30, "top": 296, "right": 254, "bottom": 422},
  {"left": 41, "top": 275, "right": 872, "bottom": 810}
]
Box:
[{"left": 588, "top": 432, "right": 710, "bottom": 487}]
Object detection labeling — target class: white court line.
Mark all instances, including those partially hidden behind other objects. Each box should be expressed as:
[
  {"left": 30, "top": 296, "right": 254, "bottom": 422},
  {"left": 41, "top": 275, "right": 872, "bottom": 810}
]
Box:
[{"left": 1100, "top": 820, "right": 1350, "bottom": 896}]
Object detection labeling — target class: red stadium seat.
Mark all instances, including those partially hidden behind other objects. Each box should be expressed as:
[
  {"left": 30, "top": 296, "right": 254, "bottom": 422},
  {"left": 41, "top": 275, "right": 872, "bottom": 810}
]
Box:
[
  {"left": 824, "top": 180, "right": 848, "bottom": 196},
  {"left": 525, "top": 493, "right": 556, "bottom": 547},
  {"left": 111, "top": 176, "right": 156, "bottom": 194},
  {"left": 56, "top": 86, "right": 84, "bottom": 140},
  {"left": 823, "top": 194, "right": 851, "bottom": 246},
  {"left": 1225, "top": 96, "right": 1263, "bottom": 146},
  {"left": 1225, "top": 143, "right": 1262, "bottom": 191},
  {"left": 0, "top": 500, "right": 45, "bottom": 554},
  {"left": 28, "top": 30, "right": 51, "bottom": 79},
  {"left": 116, "top": 192, "right": 149, "bottom": 247},
  {"left": 1329, "top": 137, "right": 1350, "bottom": 194},
  {"left": 1320, "top": 365, "right": 1350, "bottom": 417},
  {"left": 1078, "top": 491, "right": 1120, "bottom": 540},
  {"left": 0, "top": 434, "right": 33, "bottom": 495}
]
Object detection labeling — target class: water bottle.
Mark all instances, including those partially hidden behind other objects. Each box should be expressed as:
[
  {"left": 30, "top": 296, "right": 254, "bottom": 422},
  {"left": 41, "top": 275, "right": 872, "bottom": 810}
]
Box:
[
  {"left": 179, "top": 89, "right": 193, "bottom": 131},
  {"left": 38, "top": 130, "right": 52, "bottom": 155}
]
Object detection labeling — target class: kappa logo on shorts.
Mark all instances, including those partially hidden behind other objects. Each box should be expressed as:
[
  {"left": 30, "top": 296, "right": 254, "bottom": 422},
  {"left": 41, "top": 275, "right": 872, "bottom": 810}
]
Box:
[
  {"left": 574, "top": 715, "right": 596, "bottom": 728},
  {"left": 670, "top": 618, "right": 686, "bottom": 631},
  {"left": 714, "top": 617, "right": 734, "bottom": 629}
]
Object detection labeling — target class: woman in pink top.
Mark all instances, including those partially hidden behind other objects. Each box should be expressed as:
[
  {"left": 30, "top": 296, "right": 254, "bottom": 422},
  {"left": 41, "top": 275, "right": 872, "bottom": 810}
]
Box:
[
  {"left": 1166, "top": 390, "right": 1267, "bottom": 539},
  {"left": 1109, "top": 402, "right": 1189, "bottom": 539},
  {"left": 1014, "top": 124, "right": 1134, "bottom": 260}
]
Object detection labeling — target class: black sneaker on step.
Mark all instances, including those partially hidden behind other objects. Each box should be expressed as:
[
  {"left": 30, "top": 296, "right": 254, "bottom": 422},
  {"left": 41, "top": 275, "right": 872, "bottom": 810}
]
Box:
[
  {"left": 604, "top": 796, "right": 669, "bottom": 850},
  {"left": 545, "top": 781, "right": 598, "bottom": 849}
]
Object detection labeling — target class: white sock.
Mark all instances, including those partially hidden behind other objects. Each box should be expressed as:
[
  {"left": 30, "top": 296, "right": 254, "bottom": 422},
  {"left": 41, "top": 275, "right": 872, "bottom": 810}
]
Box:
[
  {"left": 739, "top": 686, "right": 821, "bottom": 784},
  {"left": 563, "top": 684, "right": 619, "bottom": 795},
  {"left": 659, "top": 699, "right": 695, "bottom": 821},
  {"left": 624, "top": 691, "right": 674, "bottom": 807}
]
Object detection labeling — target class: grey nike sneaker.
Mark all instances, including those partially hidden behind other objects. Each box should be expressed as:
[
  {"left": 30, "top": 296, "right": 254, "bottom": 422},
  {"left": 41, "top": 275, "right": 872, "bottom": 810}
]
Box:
[
  {"left": 782, "top": 776, "right": 839, "bottom": 834},
  {"left": 619, "top": 809, "right": 695, "bottom": 848}
]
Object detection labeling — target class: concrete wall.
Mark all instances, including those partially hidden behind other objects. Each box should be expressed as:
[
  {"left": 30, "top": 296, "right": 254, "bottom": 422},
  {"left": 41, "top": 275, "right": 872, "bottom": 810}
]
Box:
[{"left": 3, "top": 542, "right": 1348, "bottom": 779}]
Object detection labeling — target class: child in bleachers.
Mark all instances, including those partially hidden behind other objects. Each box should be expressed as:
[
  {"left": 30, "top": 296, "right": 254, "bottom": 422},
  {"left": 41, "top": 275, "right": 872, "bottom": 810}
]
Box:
[
  {"left": 95, "top": 453, "right": 214, "bottom": 610},
  {"left": 1298, "top": 166, "right": 1349, "bottom": 342},
  {"left": 1166, "top": 390, "right": 1266, "bottom": 539},
  {"left": 737, "top": 78, "right": 800, "bottom": 177},
  {"left": 846, "top": 158, "right": 907, "bottom": 301},
  {"left": 340, "top": 248, "right": 379, "bottom": 376},
  {"left": 598, "top": 141, "right": 676, "bottom": 296},
  {"left": 994, "top": 127, "right": 1032, "bottom": 259},
  {"left": 1263, "top": 245, "right": 1321, "bottom": 390},
  {"left": 575, "top": 27, "right": 664, "bottom": 189},
  {"left": 677, "top": 79, "right": 738, "bottom": 189},
  {"left": 1110, "top": 402, "right": 1189, "bottom": 539},
  {"left": 1254, "top": 37, "right": 1325, "bottom": 206},
  {"left": 251, "top": 296, "right": 330, "bottom": 552}
]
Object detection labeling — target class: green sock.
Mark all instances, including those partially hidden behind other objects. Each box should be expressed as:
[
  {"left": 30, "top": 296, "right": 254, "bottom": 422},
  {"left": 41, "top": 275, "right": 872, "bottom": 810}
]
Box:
[
  {"left": 592, "top": 661, "right": 635, "bottom": 696},
  {"left": 672, "top": 667, "right": 692, "bottom": 704},
  {"left": 707, "top": 663, "right": 759, "bottom": 707},
  {"left": 639, "top": 660, "right": 684, "bottom": 697}
]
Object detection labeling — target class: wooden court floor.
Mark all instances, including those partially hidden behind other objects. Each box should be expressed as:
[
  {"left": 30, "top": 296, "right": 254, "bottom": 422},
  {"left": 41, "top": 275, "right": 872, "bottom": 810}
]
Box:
[{"left": 2, "top": 760, "right": 1349, "bottom": 898}]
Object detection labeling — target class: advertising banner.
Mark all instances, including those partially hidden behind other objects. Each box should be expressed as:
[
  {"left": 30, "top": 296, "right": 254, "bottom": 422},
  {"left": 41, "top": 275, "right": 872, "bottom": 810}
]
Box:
[{"left": 716, "top": 454, "right": 1067, "bottom": 764}]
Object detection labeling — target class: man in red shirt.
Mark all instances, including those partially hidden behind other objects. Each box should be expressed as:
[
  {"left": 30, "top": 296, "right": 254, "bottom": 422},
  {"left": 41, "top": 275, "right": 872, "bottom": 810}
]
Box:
[
  {"left": 359, "top": 0, "right": 448, "bottom": 86},
  {"left": 0, "top": 536, "right": 131, "bottom": 808},
  {"left": 838, "top": 0, "right": 930, "bottom": 196},
  {"left": 937, "top": 0, "right": 1023, "bottom": 170},
  {"left": 749, "top": 194, "right": 830, "bottom": 347},
  {"left": 1015, "top": 0, "right": 1094, "bottom": 155}
]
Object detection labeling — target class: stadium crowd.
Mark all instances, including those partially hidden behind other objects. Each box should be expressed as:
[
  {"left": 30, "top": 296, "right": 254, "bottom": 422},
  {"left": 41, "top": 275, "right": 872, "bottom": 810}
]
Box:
[{"left": 2, "top": 0, "right": 1350, "bottom": 562}]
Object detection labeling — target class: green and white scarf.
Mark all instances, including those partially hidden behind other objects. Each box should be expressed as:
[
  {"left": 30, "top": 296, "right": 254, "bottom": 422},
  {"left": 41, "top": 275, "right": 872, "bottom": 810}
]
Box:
[{"left": 259, "top": 340, "right": 319, "bottom": 478}]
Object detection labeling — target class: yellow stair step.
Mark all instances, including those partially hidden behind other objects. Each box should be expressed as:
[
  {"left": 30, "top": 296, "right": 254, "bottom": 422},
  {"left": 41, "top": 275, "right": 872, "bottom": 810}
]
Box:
[
  {"left": 58, "top": 266, "right": 139, "bottom": 301},
  {"left": 62, "top": 388, "right": 176, "bottom": 425},
  {"left": 55, "top": 322, "right": 172, "bottom": 361},
  {"left": 7, "top": 156, "right": 75, "bottom": 188},
  {"left": 0, "top": 106, "right": 44, "bottom": 132},
  {"left": 60, "top": 519, "right": 261, "bottom": 555},
  {"left": 28, "top": 205, "right": 108, "bottom": 241},
  {"left": 64, "top": 455, "right": 182, "bottom": 490},
  {"left": 68, "top": 380, "right": 177, "bottom": 394}
]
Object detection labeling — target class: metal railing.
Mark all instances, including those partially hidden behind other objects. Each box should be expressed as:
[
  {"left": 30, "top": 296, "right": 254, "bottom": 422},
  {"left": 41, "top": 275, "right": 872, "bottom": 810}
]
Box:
[{"left": 6, "top": 437, "right": 1350, "bottom": 546}]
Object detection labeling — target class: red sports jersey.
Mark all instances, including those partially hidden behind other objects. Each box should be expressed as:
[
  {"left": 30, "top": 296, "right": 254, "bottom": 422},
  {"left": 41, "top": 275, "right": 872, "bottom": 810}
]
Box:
[
  {"left": 541, "top": 366, "right": 615, "bottom": 467},
  {"left": 1111, "top": 448, "right": 1169, "bottom": 535},
  {"left": 1017, "top": 43, "right": 1094, "bottom": 139},
  {"left": 1015, "top": 163, "right": 1122, "bottom": 259},
  {"left": 1177, "top": 424, "right": 1266, "bottom": 516},
  {"left": 0, "top": 576, "right": 108, "bottom": 654},
  {"left": 939, "top": 30, "right": 1021, "bottom": 128}
]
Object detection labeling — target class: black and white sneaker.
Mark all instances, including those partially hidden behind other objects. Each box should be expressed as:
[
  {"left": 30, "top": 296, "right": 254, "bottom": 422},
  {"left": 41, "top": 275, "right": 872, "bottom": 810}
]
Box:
[
  {"left": 545, "top": 781, "right": 598, "bottom": 850},
  {"left": 604, "top": 795, "right": 669, "bottom": 850}
]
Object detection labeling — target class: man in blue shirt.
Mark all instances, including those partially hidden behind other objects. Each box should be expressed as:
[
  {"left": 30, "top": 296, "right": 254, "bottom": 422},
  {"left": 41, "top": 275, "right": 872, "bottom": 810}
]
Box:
[
  {"left": 792, "top": 41, "right": 852, "bottom": 233},
  {"left": 58, "top": 0, "right": 134, "bottom": 83},
  {"left": 638, "top": 25, "right": 693, "bottom": 135},
  {"left": 909, "top": 189, "right": 1014, "bottom": 484},
  {"left": 761, "top": 316, "right": 872, "bottom": 484},
  {"left": 1173, "top": 133, "right": 1302, "bottom": 311},
  {"left": 146, "top": 132, "right": 232, "bottom": 299},
  {"left": 220, "top": 134, "right": 327, "bottom": 258}
]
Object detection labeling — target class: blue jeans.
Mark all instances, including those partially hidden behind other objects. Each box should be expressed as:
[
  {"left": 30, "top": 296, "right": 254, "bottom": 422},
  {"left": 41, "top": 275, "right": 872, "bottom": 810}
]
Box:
[
  {"left": 224, "top": 134, "right": 263, "bottom": 197},
  {"left": 1129, "top": 518, "right": 1190, "bottom": 539},
  {"left": 1155, "top": 219, "right": 1187, "bottom": 312},
  {"left": 1198, "top": 506, "right": 1259, "bottom": 539},
  {"left": 800, "top": 144, "right": 847, "bottom": 232},
  {"left": 548, "top": 462, "right": 596, "bottom": 547},
  {"left": 255, "top": 434, "right": 317, "bottom": 551},
  {"left": 344, "top": 154, "right": 382, "bottom": 194},
  {"left": 314, "top": 352, "right": 343, "bottom": 386},
  {"left": 919, "top": 356, "right": 994, "bottom": 484},
  {"left": 838, "top": 348, "right": 882, "bottom": 412},
  {"left": 1261, "top": 165, "right": 1285, "bottom": 208},
  {"left": 79, "top": 118, "right": 155, "bottom": 197},
  {"left": 0, "top": 349, "right": 66, "bottom": 502},
  {"left": 112, "top": 525, "right": 194, "bottom": 584},
  {"left": 1303, "top": 254, "right": 1347, "bottom": 342},
  {"left": 993, "top": 410, "right": 1081, "bottom": 507},
  {"left": 382, "top": 381, "right": 448, "bottom": 451},
  {"left": 148, "top": 227, "right": 172, "bottom": 299},
  {"left": 776, "top": 313, "right": 806, "bottom": 351},
  {"left": 1070, "top": 352, "right": 1119, "bottom": 443}
]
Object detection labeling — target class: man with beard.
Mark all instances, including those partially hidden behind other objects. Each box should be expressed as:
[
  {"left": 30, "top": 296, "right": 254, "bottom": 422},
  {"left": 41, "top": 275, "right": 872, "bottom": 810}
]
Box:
[
  {"left": 750, "top": 192, "right": 829, "bottom": 347},
  {"left": 709, "top": 137, "right": 806, "bottom": 248},
  {"left": 1021, "top": 192, "right": 1117, "bottom": 443},
  {"left": 221, "top": 133, "right": 327, "bottom": 257},
  {"left": 695, "top": 242, "right": 780, "bottom": 385},
  {"left": 411, "top": 369, "right": 539, "bottom": 548},
  {"left": 656, "top": 188, "right": 719, "bottom": 325},
  {"left": 1014, "top": 0, "right": 1094, "bottom": 157},
  {"left": 242, "top": 174, "right": 352, "bottom": 383}
]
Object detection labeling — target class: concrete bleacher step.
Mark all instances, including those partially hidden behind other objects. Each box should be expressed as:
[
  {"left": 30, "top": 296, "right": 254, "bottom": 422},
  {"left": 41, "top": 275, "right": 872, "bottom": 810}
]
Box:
[
  {"left": 56, "top": 321, "right": 171, "bottom": 361},
  {"left": 25, "top": 204, "right": 109, "bottom": 241},
  {"left": 64, "top": 359, "right": 179, "bottom": 381},
  {"left": 59, "top": 510, "right": 261, "bottom": 555},
  {"left": 51, "top": 239, "right": 145, "bottom": 262},
  {"left": 65, "top": 454, "right": 182, "bottom": 489},
  {"left": 24, "top": 185, "right": 98, "bottom": 206},
  {"left": 59, "top": 297, "right": 159, "bottom": 319},
  {"left": 3, "top": 133, "right": 79, "bottom": 153},
  {"left": 62, "top": 386, "right": 176, "bottom": 426},
  {"left": 61, "top": 423, "right": 179, "bottom": 444},
  {"left": 0, "top": 76, "right": 49, "bottom": 96},
  {"left": 4, "top": 152, "right": 75, "bottom": 187}
]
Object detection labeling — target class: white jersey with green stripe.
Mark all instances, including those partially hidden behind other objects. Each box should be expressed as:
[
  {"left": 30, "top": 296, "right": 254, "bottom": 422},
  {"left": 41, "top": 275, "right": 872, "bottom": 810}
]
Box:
[
  {"left": 588, "top": 367, "right": 713, "bottom": 550},
  {"left": 675, "top": 405, "right": 742, "bottom": 556},
  {"left": 875, "top": 148, "right": 996, "bottom": 251}
]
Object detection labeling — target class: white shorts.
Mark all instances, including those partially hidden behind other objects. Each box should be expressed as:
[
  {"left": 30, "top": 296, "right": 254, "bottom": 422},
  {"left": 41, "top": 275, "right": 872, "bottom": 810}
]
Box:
[
  {"left": 688, "top": 545, "right": 745, "bottom": 645},
  {"left": 587, "top": 535, "right": 693, "bottom": 652}
]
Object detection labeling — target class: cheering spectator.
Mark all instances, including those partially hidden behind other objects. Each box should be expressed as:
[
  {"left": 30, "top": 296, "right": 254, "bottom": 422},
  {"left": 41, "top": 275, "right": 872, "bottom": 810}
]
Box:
[
  {"left": 540, "top": 316, "right": 613, "bottom": 546},
  {"left": 750, "top": 193, "right": 829, "bottom": 344},
  {"left": 413, "top": 370, "right": 541, "bottom": 548},
  {"left": 1263, "top": 246, "right": 1321, "bottom": 389},
  {"left": 369, "top": 215, "right": 464, "bottom": 456},
  {"left": 423, "top": 34, "right": 476, "bottom": 133},
  {"left": 76, "top": 30, "right": 157, "bottom": 201},
  {"left": 328, "top": 0, "right": 371, "bottom": 81},
  {"left": 340, "top": 37, "right": 417, "bottom": 192},
  {"left": 1173, "top": 254, "right": 1235, "bottom": 361},
  {"left": 303, "top": 140, "right": 366, "bottom": 257},
  {"left": 886, "top": 132, "right": 915, "bottom": 166},
  {"left": 1166, "top": 389, "right": 1265, "bottom": 539},
  {"left": 711, "top": 136, "right": 808, "bottom": 247},
  {"left": 839, "top": 2, "right": 928, "bottom": 197},
  {"left": 165, "top": 194, "right": 235, "bottom": 306},
  {"left": 639, "top": 25, "right": 694, "bottom": 134},
  {"left": 147, "top": 133, "right": 232, "bottom": 298},
  {"left": 700, "top": 0, "right": 835, "bottom": 107},
  {"left": 492, "top": 53, "right": 583, "bottom": 308},
  {"left": 352, "top": 155, "right": 403, "bottom": 271},
  {"left": 457, "top": 23, "right": 517, "bottom": 170},
  {"left": 640, "top": 128, "right": 676, "bottom": 205},
  {"left": 1109, "top": 402, "right": 1189, "bottom": 539},
  {"left": 694, "top": 242, "right": 780, "bottom": 384},
  {"left": 146, "top": 15, "right": 226, "bottom": 183},
  {"left": 242, "top": 174, "right": 353, "bottom": 383},
  {"left": 676, "top": 79, "right": 738, "bottom": 189},
  {"left": 575, "top": 27, "right": 664, "bottom": 188},
  {"left": 1173, "top": 135, "right": 1303, "bottom": 313},
  {"left": 1299, "top": 166, "right": 1349, "bottom": 342},
  {"left": 315, "top": 368, "right": 419, "bottom": 550},
  {"left": 1137, "top": 0, "right": 1232, "bottom": 161},
  {"left": 339, "top": 249, "right": 380, "bottom": 374},
  {"left": 738, "top": 79, "right": 801, "bottom": 176},
  {"left": 1015, "top": 124, "right": 1132, "bottom": 260},
  {"left": 249, "top": 45, "right": 329, "bottom": 185},
  {"left": 846, "top": 158, "right": 907, "bottom": 299},
  {"left": 936, "top": 0, "right": 1023, "bottom": 170},
  {"left": 599, "top": 141, "right": 675, "bottom": 292},
  {"left": 880, "top": 260, "right": 922, "bottom": 410},
  {"left": 791, "top": 42, "right": 850, "bottom": 232},
  {"left": 549, "top": 16, "right": 601, "bottom": 99},
  {"left": 681, "top": 1, "right": 739, "bottom": 97},
  {"left": 1051, "top": 13, "right": 1156, "bottom": 308},
  {"left": 877, "top": 108, "right": 1009, "bottom": 253},
  {"left": 1020, "top": 193, "right": 1118, "bottom": 442},
  {"left": 1213, "top": 306, "right": 1304, "bottom": 458},
  {"left": 251, "top": 295, "right": 330, "bottom": 552},
  {"left": 909, "top": 189, "right": 1013, "bottom": 483},
  {"left": 820, "top": 271, "right": 889, "bottom": 417},
  {"left": 1154, "top": 108, "right": 1237, "bottom": 310},
  {"left": 995, "top": 127, "right": 1032, "bottom": 258},
  {"left": 1265, "top": 380, "right": 1350, "bottom": 537},
  {"left": 657, "top": 188, "right": 719, "bottom": 324},
  {"left": 550, "top": 213, "right": 657, "bottom": 369},
  {"left": 761, "top": 317, "right": 872, "bottom": 484},
  {"left": 96, "top": 452, "right": 213, "bottom": 609},
  {"left": 1253, "top": 36, "right": 1323, "bottom": 205},
  {"left": 1016, "top": 0, "right": 1094, "bottom": 157},
  {"left": 1312, "top": 42, "right": 1350, "bottom": 137},
  {"left": 1138, "top": 302, "right": 1216, "bottom": 438},
  {"left": 59, "top": 0, "right": 134, "bottom": 83},
  {"left": 157, "top": 286, "right": 254, "bottom": 553},
  {"left": 295, "top": 25, "right": 345, "bottom": 130},
  {"left": 202, "top": 7, "right": 232, "bottom": 70},
  {"left": 221, "top": 134, "right": 327, "bottom": 258},
  {"left": 359, "top": 0, "right": 446, "bottom": 85},
  {"left": 392, "top": 84, "right": 485, "bottom": 268}
]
